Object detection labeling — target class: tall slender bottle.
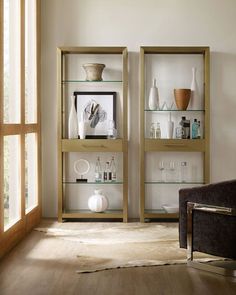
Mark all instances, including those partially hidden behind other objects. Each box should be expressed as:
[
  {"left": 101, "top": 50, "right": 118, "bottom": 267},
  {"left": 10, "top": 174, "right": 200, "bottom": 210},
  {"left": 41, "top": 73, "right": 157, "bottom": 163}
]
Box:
[
  {"left": 104, "top": 161, "right": 110, "bottom": 182},
  {"left": 190, "top": 67, "right": 200, "bottom": 109},
  {"left": 148, "top": 78, "right": 159, "bottom": 110},
  {"left": 197, "top": 121, "right": 201, "bottom": 139},
  {"left": 167, "top": 112, "right": 174, "bottom": 139},
  {"left": 110, "top": 156, "right": 117, "bottom": 182},
  {"left": 95, "top": 156, "right": 102, "bottom": 182},
  {"left": 68, "top": 95, "right": 78, "bottom": 138}
]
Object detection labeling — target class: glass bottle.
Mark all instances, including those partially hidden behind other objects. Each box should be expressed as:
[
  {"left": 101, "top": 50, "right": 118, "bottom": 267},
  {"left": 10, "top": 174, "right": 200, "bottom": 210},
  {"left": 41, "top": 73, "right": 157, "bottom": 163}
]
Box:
[
  {"left": 150, "top": 123, "right": 155, "bottom": 138},
  {"left": 104, "top": 161, "right": 110, "bottom": 182},
  {"left": 191, "top": 119, "right": 198, "bottom": 139},
  {"left": 184, "top": 119, "right": 190, "bottom": 139},
  {"left": 197, "top": 121, "right": 201, "bottom": 139},
  {"left": 95, "top": 156, "right": 102, "bottom": 182},
  {"left": 110, "top": 156, "right": 117, "bottom": 182},
  {"left": 154, "top": 122, "right": 161, "bottom": 139},
  {"left": 159, "top": 160, "right": 165, "bottom": 182},
  {"left": 107, "top": 120, "right": 117, "bottom": 139},
  {"left": 180, "top": 161, "right": 187, "bottom": 182},
  {"left": 168, "top": 161, "right": 176, "bottom": 182},
  {"left": 176, "top": 116, "right": 185, "bottom": 139}
]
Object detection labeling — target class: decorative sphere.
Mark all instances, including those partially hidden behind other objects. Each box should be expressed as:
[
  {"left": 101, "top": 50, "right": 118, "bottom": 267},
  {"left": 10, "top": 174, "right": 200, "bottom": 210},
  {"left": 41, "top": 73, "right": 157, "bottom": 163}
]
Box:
[{"left": 88, "top": 189, "right": 109, "bottom": 212}]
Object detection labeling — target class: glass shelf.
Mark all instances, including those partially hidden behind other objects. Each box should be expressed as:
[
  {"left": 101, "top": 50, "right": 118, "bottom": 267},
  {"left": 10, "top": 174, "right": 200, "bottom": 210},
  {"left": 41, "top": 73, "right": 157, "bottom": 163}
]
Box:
[
  {"left": 63, "top": 181, "right": 123, "bottom": 185},
  {"left": 144, "top": 138, "right": 204, "bottom": 140},
  {"left": 145, "top": 209, "right": 166, "bottom": 214},
  {"left": 62, "top": 209, "right": 124, "bottom": 219},
  {"left": 144, "top": 209, "right": 179, "bottom": 215},
  {"left": 145, "top": 181, "right": 204, "bottom": 184},
  {"left": 63, "top": 209, "right": 123, "bottom": 214},
  {"left": 62, "top": 80, "right": 122, "bottom": 83},
  {"left": 144, "top": 109, "right": 205, "bottom": 112}
]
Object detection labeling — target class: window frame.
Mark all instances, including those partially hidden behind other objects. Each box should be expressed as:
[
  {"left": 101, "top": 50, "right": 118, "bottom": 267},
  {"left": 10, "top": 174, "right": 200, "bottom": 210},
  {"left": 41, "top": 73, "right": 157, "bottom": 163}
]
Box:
[{"left": 0, "top": 0, "right": 41, "bottom": 257}]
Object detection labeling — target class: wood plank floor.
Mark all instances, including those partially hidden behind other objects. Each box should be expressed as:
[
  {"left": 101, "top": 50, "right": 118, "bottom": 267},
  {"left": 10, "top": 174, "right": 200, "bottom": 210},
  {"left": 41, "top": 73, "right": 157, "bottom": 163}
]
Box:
[{"left": 0, "top": 222, "right": 236, "bottom": 295}]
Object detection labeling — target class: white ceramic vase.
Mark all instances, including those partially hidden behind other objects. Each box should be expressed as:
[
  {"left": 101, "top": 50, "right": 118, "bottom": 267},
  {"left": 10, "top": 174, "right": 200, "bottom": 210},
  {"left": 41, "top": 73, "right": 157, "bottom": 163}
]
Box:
[
  {"left": 190, "top": 67, "right": 201, "bottom": 109},
  {"left": 68, "top": 95, "right": 78, "bottom": 139},
  {"left": 167, "top": 112, "right": 174, "bottom": 139},
  {"left": 78, "top": 121, "right": 88, "bottom": 139},
  {"left": 148, "top": 78, "right": 159, "bottom": 110},
  {"left": 88, "top": 189, "right": 109, "bottom": 212}
]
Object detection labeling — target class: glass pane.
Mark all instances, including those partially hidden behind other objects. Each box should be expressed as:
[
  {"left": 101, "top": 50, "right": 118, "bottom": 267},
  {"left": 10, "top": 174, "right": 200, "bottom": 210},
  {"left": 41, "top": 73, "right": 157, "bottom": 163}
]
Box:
[
  {"left": 4, "top": 135, "right": 21, "bottom": 229},
  {"left": 25, "top": 0, "right": 37, "bottom": 123},
  {"left": 25, "top": 133, "right": 38, "bottom": 210},
  {"left": 3, "top": 0, "right": 21, "bottom": 123}
]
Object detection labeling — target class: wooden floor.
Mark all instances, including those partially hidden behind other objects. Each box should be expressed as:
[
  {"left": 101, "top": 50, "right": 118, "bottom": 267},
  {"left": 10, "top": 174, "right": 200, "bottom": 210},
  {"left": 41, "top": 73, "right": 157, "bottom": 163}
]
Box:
[{"left": 0, "top": 223, "right": 236, "bottom": 295}]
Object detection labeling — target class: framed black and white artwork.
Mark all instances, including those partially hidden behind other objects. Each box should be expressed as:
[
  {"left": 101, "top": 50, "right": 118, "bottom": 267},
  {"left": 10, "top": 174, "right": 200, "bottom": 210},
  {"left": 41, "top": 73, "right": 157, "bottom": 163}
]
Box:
[{"left": 74, "top": 91, "right": 116, "bottom": 139}]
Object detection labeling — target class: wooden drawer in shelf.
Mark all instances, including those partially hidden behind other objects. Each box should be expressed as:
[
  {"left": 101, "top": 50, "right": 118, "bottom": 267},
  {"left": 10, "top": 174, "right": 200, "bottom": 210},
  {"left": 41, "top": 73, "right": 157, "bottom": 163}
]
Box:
[
  {"left": 144, "top": 139, "right": 205, "bottom": 152},
  {"left": 61, "top": 139, "right": 127, "bottom": 152}
]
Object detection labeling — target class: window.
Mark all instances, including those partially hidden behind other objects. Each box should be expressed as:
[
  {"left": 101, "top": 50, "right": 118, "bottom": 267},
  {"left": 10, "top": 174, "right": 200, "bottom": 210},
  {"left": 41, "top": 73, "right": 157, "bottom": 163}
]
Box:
[
  {"left": 25, "top": 0, "right": 37, "bottom": 123},
  {"left": 4, "top": 135, "right": 21, "bottom": 228},
  {"left": 0, "top": 0, "right": 40, "bottom": 251},
  {"left": 25, "top": 133, "right": 38, "bottom": 211},
  {"left": 3, "top": 0, "right": 21, "bottom": 123}
]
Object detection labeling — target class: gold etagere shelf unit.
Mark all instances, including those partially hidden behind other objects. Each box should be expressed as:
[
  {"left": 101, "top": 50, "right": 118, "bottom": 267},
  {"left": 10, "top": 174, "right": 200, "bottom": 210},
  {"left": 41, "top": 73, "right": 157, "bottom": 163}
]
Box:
[
  {"left": 57, "top": 47, "right": 128, "bottom": 222},
  {"left": 139, "top": 46, "right": 210, "bottom": 222}
]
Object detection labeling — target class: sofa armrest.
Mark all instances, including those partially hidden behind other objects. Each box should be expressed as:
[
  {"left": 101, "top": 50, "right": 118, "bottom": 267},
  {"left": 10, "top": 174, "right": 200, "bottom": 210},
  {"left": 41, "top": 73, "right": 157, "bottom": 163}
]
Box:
[{"left": 179, "top": 179, "right": 236, "bottom": 258}]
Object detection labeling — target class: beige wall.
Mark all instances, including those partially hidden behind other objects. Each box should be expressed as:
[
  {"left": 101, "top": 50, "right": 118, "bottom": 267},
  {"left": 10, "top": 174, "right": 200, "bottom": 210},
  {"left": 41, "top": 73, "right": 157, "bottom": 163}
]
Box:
[{"left": 41, "top": 0, "right": 236, "bottom": 217}]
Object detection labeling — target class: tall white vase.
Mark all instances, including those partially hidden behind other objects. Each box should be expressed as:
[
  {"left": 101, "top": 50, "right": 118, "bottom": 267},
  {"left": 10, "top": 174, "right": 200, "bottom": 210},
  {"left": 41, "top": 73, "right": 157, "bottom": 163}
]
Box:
[
  {"left": 68, "top": 95, "right": 78, "bottom": 139},
  {"left": 190, "top": 67, "right": 201, "bottom": 109},
  {"left": 148, "top": 78, "right": 159, "bottom": 110}
]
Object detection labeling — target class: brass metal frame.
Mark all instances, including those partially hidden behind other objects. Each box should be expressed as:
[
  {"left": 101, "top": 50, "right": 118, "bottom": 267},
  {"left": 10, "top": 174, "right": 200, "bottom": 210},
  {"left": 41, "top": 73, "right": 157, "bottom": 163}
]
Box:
[
  {"left": 139, "top": 46, "right": 210, "bottom": 222},
  {"left": 187, "top": 201, "right": 236, "bottom": 277},
  {"left": 57, "top": 47, "right": 128, "bottom": 222}
]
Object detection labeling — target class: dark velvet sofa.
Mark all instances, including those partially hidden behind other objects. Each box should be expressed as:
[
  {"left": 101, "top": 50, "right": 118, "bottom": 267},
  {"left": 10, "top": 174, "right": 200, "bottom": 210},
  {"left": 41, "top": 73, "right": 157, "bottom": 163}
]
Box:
[{"left": 179, "top": 179, "right": 236, "bottom": 260}]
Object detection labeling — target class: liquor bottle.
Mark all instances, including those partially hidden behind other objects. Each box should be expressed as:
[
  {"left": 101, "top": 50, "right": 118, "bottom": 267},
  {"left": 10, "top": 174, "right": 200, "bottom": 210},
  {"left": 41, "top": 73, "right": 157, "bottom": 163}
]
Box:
[
  {"left": 176, "top": 116, "right": 186, "bottom": 139},
  {"left": 179, "top": 116, "right": 190, "bottom": 139},
  {"left": 191, "top": 119, "right": 198, "bottom": 139},
  {"left": 184, "top": 119, "right": 190, "bottom": 139},
  {"left": 95, "top": 156, "right": 102, "bottom": 182},
  {"left": 197, "top": 121, "right": 201, "bottom": 139},
  {"left": 110, "top": 156, "right": 117, "bottom": 182},
  {"left": 104, "top": 161, "right": 110, "bottom": 182}
]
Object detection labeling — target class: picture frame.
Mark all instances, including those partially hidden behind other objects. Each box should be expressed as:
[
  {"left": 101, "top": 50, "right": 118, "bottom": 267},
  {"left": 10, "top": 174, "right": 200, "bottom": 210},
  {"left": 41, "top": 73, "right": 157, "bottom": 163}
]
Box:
[{"left": 74, "top": 91, "right": 116, "bottom": 139}]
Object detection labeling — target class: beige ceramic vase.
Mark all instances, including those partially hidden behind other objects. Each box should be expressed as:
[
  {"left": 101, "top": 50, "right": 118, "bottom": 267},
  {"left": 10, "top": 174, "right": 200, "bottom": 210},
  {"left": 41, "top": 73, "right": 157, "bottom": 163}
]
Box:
[
  {"left": 83, "top": 63, "right": 105, "bottom": 81},
  {"left": 174, "top": 89, "right": 191, "bottom": 110}
]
